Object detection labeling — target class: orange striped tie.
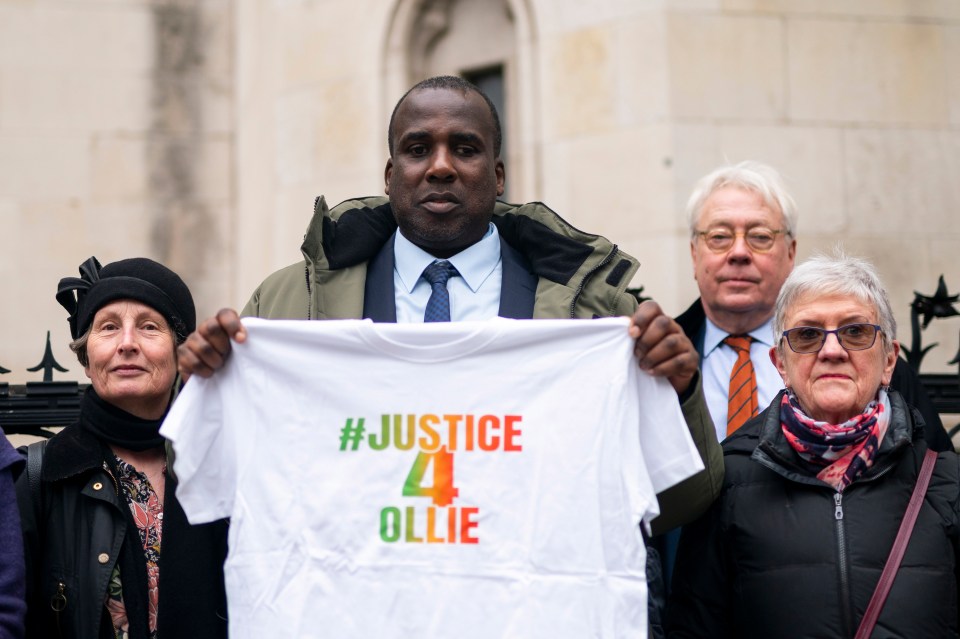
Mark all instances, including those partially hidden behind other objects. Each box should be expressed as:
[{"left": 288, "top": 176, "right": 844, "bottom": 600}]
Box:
[{"left": 724, "top": 335, "right": 759, "bottom": 436}]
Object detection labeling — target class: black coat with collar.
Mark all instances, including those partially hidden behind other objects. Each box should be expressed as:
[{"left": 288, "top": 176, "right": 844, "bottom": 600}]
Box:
[
  {"left": 675, "top": 298, "right": 952, "bottom": 452},
  {"left": 667, "top": 390, "right": 960, "bottom": 639},
  {"left": 15, "top": 423, "right": 228, "bottom": 639}
]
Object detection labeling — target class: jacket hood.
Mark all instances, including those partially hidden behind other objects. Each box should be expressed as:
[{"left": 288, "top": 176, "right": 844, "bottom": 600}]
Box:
[
  {"left": 296, "top": 195, "right": 640, "bottom": 320},
  {"left": 300, "top": 195, "right": 636, "bottom": 287}
]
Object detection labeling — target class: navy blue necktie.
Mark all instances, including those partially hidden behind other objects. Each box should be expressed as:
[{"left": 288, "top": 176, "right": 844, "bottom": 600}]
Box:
[{"left": 422, "top": 260, "right": 459, "bottom": 322}]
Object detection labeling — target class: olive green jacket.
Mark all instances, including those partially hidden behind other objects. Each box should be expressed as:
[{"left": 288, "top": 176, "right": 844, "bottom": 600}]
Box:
[{"left": 242, "top": 195, "right": 722, "bottom": 532}]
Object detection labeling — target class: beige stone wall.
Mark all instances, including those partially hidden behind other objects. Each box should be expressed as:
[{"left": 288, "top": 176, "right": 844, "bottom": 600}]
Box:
[
  {"left": 0, "top": 0, "right": 233, "bottom": 383},
  {"left": 1, "top": 0, "right": 957, "bottom": 386},
  {"left": 660, "top": 2, "right": 960, "bottom": 372},
  {"left": 532, "top": 0, "right": 960, "bottom": 372},
  {"left": 232, "top": 0, "right": 391, "bottom": 310}
]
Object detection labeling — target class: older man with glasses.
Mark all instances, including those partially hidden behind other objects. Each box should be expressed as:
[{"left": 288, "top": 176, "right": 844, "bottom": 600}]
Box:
[{"left": 675, "top": 160, "right": 949, "bottom": 450}]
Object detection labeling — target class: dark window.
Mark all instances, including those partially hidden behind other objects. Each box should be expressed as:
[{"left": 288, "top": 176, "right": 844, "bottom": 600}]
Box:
[{"left": 463, "top": 66, "right": 508, "bottom": 200}]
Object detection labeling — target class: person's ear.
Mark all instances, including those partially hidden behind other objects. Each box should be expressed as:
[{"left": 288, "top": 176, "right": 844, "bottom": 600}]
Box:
[
  {"left": 881, "top": 339, "right": 900, "bottom": 386},
  {"left": 384, "top": 159, "right": 394, "bottom": 195},
  {"left": 770, "top": 345, "right": 790, "bottom": 387}
]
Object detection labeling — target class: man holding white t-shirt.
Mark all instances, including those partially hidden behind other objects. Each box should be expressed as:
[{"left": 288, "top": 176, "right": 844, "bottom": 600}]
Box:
[
  {"left": 164, "top": 316, "right": 704, "bottom": 638},
  {"left": 176, "top": 75, "right": 722, "bottom": 637}
]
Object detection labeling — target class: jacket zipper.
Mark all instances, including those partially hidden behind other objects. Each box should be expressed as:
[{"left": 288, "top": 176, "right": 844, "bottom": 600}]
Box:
[
  {"left": 303, "top": 265, "right": 312, "bottom": 320},
  {"left": 569, "top": 245, "right": 618, "bottom": 318},
  {"left": 51, "top": 580, "right": 66, "bottom": 637},
  {"left": 834, "top": 491, "right": 853, "bottom": 636},
  {"left": 833, "top": 461, "right": 897, "bottom": 637},
  {"left": 303, "top": 195, "right": 324, "bottom": 320}
]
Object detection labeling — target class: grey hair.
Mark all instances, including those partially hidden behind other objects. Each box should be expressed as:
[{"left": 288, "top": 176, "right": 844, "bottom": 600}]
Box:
[
  {"left": 773, "top": 250, "right": 897, "bottom": 356},
  {"left": 686, "top": 160, "right": 798, "bottom": 239},
  {"left": 70, "top": 329, "right": 91, "bottom": 367}
]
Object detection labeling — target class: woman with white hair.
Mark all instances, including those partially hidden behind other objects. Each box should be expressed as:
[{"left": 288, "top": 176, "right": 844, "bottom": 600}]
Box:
[{"left": 667, "top": 252, "right": 960, "bottom": 638}]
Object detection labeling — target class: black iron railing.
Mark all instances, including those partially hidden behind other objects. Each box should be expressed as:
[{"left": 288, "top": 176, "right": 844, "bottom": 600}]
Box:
[
  {"left": 0, "top": 332, "right": 84, "bottom": 437},
  {"left": 905, "top": 276, "right": 960, "bottom": 438}
]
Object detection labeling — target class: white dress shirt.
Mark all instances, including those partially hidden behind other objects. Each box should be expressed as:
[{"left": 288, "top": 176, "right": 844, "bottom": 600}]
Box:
[
  {"left": 393, "top": 223, "right": 503, "bottom": 323},
  {"left": 701, "top": 317, "right": 785, "bottom": 441}
]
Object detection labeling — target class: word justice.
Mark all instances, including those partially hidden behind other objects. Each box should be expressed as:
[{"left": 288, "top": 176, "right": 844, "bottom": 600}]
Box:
[
  {"left": 368, "top": 414, "right": 523, "bottom": 452},
  {"left": 380, "top": 505, "right": 480, "bottom": 544}
]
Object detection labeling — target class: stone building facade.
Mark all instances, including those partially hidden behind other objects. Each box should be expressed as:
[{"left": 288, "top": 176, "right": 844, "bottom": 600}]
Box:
[{"left": 1, "top": 0, "right": 958, "bottom": 384}]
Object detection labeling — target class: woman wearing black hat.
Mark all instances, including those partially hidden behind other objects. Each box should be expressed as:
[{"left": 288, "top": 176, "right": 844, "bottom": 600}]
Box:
[{"left": 16, "top": 257, "right": 228, "bottom": 639}]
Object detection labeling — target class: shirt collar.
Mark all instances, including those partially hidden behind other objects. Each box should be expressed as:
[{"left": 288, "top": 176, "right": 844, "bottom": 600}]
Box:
[
  {"left": 703, "top": 316, "right": 776, "bottom": 356},
  {"left": 394, "top": 223, "right": 501, "bottom": 293}
]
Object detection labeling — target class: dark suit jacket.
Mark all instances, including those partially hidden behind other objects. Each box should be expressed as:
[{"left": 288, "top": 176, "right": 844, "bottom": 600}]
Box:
[
  {"left": 362, "top": 233, "right": 538, "bottom": 322},
  {"left": 676, "top": 298, "right": 952, "bottom": 452}
]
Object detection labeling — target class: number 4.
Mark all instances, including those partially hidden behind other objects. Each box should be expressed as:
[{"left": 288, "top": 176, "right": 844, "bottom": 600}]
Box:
[{"left": 402, "top": 447, "right": 459, "bottom": 507}]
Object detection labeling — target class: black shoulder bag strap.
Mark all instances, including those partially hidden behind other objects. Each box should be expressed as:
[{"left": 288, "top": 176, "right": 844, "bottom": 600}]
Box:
[
  {"left": 854, "top": 448, "right": 938, "bottom": 639},
  {"left": 26, "top": 440, "right": 48, "bottom": 525}
]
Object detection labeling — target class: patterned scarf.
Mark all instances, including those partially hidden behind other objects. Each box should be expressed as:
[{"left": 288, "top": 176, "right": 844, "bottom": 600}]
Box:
[{"left": 780, "top": 388, "right": 891, "bottom": 491}]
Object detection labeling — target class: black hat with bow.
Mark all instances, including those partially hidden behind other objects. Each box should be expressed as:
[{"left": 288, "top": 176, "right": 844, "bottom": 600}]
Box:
[{"left": 56, "top": 256, "right": 196, "bottom": 342}]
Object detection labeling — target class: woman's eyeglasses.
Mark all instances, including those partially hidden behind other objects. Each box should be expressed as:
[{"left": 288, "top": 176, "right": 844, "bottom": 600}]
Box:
[
  {"left": 695, "top": 227, "right": 789, "bottom": 253},
  {"left": 781, "top": 323, "right": 882, "bottom": 354}
]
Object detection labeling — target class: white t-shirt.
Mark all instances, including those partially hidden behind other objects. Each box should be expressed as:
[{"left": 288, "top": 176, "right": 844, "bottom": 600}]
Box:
[{"left": 161, "top": 317, "right": 703, "bottom": 639}]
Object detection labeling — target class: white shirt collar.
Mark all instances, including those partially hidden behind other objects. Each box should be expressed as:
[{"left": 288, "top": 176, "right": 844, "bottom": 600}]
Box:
[
  {"left": 703, "top": 316, "right": 776, "bottom": 356},
  {"left": 394, "top": 223, "right": 501, "bottom": 293}
]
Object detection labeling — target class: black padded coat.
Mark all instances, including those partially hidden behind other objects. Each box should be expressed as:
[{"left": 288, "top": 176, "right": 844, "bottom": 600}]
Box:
[{"left": 667, "top": 390, "right": 960, "bottom": 639}]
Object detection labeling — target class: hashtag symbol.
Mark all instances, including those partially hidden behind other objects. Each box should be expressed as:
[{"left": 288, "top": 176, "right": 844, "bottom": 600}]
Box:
[{"left": 339, "top": 418, "right": 365, "bottom": 451}]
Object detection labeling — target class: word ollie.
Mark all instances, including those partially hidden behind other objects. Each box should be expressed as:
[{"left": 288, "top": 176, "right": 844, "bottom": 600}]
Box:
[
  {"left": 338, "top": 414, "right": 524, "bottom": 545},
  {"left": 380, "top": 506, "right": 480, "bottom": 544}
]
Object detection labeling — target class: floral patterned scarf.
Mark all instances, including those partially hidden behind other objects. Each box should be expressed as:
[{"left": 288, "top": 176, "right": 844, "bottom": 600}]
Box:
[
  {"left": 105, "top": 458, "right": 165, "bottom": 639},
  {"left": 780, "top": 388, "right": 891, "bottom": 491}
]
